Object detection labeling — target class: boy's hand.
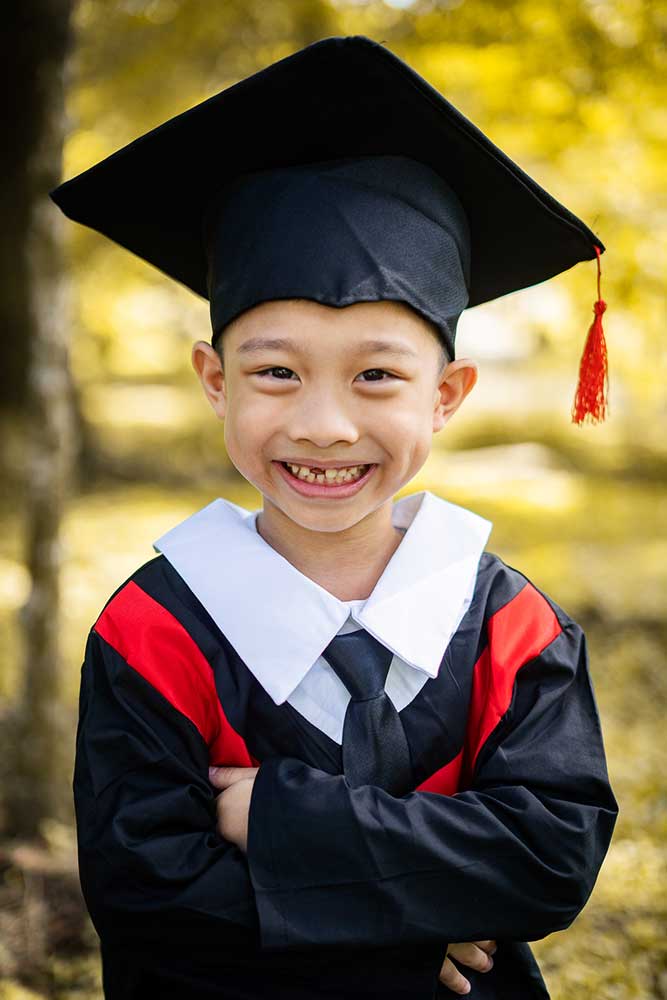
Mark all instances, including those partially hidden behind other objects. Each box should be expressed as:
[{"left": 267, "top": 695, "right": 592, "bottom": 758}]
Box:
[
  {"left": 208, "top": 765, "right": 259, "bottom": 853},
  {"left": 439, "top": 941, "right": 497, "bottom": 994}
]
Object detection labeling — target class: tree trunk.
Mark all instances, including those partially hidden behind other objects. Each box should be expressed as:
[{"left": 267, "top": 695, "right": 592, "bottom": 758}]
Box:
[{"left": 4, "top": 0, "right": 77, "bottom": 839}]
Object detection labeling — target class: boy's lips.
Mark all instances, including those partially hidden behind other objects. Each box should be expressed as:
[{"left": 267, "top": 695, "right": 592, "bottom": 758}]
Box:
[{"left": 273, "top": 460, "right": 377, "bottom": 498}]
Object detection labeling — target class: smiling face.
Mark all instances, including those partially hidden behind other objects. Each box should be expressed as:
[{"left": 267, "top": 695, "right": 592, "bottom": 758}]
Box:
[{"left": 191, "top": 298, "right": 477, "bottom": 539}]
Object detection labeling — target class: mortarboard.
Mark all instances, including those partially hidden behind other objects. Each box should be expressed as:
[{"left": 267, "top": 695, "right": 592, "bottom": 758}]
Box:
[{"left": 49, "top": 34, "right": 609, "bottom": 424}]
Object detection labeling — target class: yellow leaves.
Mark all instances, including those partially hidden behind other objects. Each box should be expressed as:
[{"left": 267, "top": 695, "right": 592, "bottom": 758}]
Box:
[
  {"left": 82, "top": 384, "right": 203, "bottom": 430},
  {"left": 529, "top": 77, "right": 576, "bottom": 116},
  {"left": 408, "top": 42, "right": 481, "bottom": 93},
  {"left": 586, "top": 0, "right": 642, "bottom": 47},
  {"left": 62, "top": 128, "right": 110, "bottom": 180},
  {"left": 0, "top": 983, "right": 45, "bottom": 1000},
  {"left": 578, "top": 94, "right": 628, "bottom": 135}
]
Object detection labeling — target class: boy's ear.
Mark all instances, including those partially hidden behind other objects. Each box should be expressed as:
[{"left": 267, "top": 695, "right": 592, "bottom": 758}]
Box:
[
  {"left": 432, "top": 358, "right": 477, "bottom": 433},
  {"left": 191, "top": 340, "right": 227, "bottom": 419}
]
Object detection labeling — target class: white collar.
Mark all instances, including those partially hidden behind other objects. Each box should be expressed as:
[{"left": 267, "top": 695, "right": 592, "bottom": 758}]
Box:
[{"left": 153, "top": 490, "right": 492, "bottom": 705}]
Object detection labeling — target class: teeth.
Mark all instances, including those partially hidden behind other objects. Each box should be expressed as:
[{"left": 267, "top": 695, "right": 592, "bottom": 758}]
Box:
[{"left": 285, "top": 462, "right": 368, "bottom": 484}]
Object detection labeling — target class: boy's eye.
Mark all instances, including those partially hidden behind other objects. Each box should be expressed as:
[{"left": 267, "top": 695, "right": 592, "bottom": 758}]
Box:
[
  {"left": 255, "top": 366, "right": 296, "bottom": 380},
  {"left": 254, "top": 367, "right": 395, "bottom": 382},
  {"left": 358, "top": 369, "right": 395, "bottom": 382}
]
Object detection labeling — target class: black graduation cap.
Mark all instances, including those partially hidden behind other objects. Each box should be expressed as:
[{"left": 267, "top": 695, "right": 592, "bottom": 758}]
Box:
[{"left": 49, "top": 34, "right": 609, "bottom": 424}]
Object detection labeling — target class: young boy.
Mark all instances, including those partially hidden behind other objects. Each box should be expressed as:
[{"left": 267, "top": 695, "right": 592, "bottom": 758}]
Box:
[{"left": 51, "top": 36, "right": 618, "bottom": 999}]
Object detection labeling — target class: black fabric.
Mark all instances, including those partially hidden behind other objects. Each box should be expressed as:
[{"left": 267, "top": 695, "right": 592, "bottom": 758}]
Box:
[
  {"left": 321, "top": 628, "right": 414, "bottom": 795},
  {"left": 248, "top": 619, "right": 615, "bottom": 947},
  {"left": 48, "top": 34, "right": 605, "bottom": 361},
  {"left": 72, "top": 550, "right": 618, "bottom": 999}
]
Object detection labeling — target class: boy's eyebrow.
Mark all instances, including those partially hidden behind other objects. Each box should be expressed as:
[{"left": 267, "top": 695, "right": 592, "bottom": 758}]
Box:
[{"left": 236, "top": 336, "right": 419, "bottom": 358}]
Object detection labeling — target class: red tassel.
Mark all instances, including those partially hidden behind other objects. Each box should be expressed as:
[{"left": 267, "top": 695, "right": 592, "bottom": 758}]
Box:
[{"left": 571, "top": 244, "right": 609, "bottom": 425}]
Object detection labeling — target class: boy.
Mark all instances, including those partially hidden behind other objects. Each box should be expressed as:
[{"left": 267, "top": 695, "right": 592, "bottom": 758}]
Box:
[{"left": 51, "top": 36, "right": 618, "bottom": 999}]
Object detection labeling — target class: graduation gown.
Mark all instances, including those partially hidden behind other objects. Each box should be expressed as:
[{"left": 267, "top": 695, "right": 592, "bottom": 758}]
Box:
[{"left": 73, "top": 492, "right": 618, "bottom": 999}]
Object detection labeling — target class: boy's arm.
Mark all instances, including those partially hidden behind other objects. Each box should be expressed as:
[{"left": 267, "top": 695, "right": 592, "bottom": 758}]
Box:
[
  {"left": 74, "top": 625, "right": 262, "bottom": 970},
  {"left": 246, "top": 614, "right": 619, "bottom": 952},
  {"left": 75, "top": 623, "right": 452, "bottom": 994}
]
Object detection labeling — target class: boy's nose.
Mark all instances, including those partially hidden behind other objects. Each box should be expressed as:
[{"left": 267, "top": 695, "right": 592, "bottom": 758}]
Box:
[{"left": 286, "top": 394, "right": 361, "bottom": 448}]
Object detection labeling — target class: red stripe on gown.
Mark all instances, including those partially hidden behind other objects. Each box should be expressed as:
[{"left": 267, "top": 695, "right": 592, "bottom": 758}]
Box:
[
  {"left": 461, "top": 582, "right": 563, "bottom": 786},
  {"left": 94, "top": 580, "right": 257, "bottom": 766},
  {"left": 417, "top": 583, "right": 562, "bottom": 796},
  {"left": 416, "top": 748, "right": 464, "bottom": 796}
]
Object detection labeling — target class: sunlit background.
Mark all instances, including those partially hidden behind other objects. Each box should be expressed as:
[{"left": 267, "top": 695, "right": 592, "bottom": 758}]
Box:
[{"left": 0, "top": 1, "right": 665, "bottom": 997}]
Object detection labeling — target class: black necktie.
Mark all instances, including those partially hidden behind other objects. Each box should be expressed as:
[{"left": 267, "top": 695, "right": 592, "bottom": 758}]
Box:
[{"left": 321, "top": 629, "right": 413, "bottom": 796}]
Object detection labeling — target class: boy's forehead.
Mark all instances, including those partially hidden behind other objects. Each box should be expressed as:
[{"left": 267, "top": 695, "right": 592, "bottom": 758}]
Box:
[
  {"left": 224, "top": 298, "right": 440, "bottom": 351},
  {"left": 224, "top": 298, "right": 433, "bottom": 340}
]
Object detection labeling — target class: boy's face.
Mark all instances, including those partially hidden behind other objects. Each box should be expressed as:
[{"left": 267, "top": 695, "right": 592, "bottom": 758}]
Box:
[{"left": 192, "top": 298, "right": 476, "bottom": 535}]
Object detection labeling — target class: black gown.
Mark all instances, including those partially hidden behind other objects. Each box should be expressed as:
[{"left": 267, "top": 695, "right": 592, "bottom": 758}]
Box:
[{"left": 73, "top": 548, "right": 618, "bottom": 999}]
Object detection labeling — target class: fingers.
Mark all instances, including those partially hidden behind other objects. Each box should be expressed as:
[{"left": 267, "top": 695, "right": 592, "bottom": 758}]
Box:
[
  {"left": 209, "top": 766, "right": 234, "bottom": 789},
  {"left": 439, "top": 955, "right": 472, "bottom": 995},
  {"left": 440, "top": 941, "right": 498, "bottom": 993},
  {"left": 208, "top": 765, "right": 258, "bottom": 789},
  {"left": 474, "top": 940, "right": 498, "bottom": 956},
  {"left": 447, "top": 942, "right": 495, "bottom": 973}
]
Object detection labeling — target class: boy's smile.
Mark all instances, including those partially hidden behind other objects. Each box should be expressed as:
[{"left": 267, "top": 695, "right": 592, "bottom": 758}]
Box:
[
  {"left": 191, "top": 298, "right": 477, "bottom": 598},
  {"left": 274, "top": 457, "right": 377, "bottom": 496}
]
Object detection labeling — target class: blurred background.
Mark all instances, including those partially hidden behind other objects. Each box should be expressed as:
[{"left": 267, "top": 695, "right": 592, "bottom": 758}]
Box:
[{"left": 0, "top": 1, "right": 665, "bottom": 997}]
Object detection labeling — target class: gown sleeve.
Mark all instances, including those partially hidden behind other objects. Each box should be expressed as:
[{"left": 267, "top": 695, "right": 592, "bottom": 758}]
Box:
[
  {"left": 246, "top": 607, "right": 619, "bottom": 952},
  {"left": 75, "top": 605, "right": 451, "bottom": 999},
  {"left": 73, "top": 624, "right": 262, "bottom": 972}
]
